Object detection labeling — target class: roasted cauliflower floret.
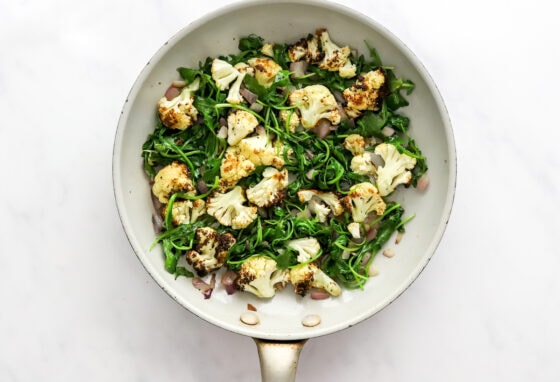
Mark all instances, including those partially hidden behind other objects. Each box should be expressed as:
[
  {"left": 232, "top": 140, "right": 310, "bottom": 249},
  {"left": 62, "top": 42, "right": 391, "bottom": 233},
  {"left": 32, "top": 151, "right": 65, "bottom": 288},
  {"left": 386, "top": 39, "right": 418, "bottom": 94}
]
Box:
[
  {"left": 227, "top": 109, "right": 259, "bottom": 146},
  {"left": 152, "top": 161, "right": 196, "bottom": 203},
  {"left": 157, "top": 78, "right": 200, "bottom": 130},
  {"left": 185, "top": 227, "right": 236, "bottom": 277},
  {"left": 247, "top": 57, "right": 282, "bottom": 88},
  {"left": 225, "top": 71, "right": 247, "bottom": 105},
  {"left": 350, "top": 152, "right": 378, "bottom": 176},
  {"left": 206, "top": 186, "right": 258, "bottom": 229},
  {"left": 235, "top": 256, "right": 289, "bottom": 298},
  {"left": 347, "top": 222, "right": 362, "bottom": 239},
  {"left": 297, "top": 189, "right": 344, "bottom": 222},
  {"left": 316, "top": 28, "right": 356, "bottom": 78},
  {"left": 219, "top": 146, "right": 257, "bottom": 190},
  {"left": 340, "top": 182, "right": 386, "bottom": 223},
  {"left": 165, "top": 199, "right": 206, "bottom": 226},
  {"left": 211, "top": 58, "right": 240, "bottom": 90},
  {"left": 288, "top": 33, "right": 323, "bottom": 63},
  {"left": 246, "top": 167, "right": 289, "bottom": 208},
  {"left": 343, "top": 134, "right": 366, "bottom": 156},
  {"left": 289, "top": 262, "right": 341, "bottom": 297},
  {"left": 279, "top": 109, "right": 301, "bottom": 132},
  {"left": 343, "top": 69, "right": 387, "bottom": 118},
  {"left": 374, "top": 143, "right": 417, "bottom": 196},
  {"left": 286, "top": 237, "right": 321, "bottom": 263},
  {"left": 261, "top": 43, "right": 275, "bottom": 57},
  {"left": 238, "top": 131, "right": 285, "bottom": 168},
  {"left": 288, "top": 84, "right": 341, "bottom": 129}
]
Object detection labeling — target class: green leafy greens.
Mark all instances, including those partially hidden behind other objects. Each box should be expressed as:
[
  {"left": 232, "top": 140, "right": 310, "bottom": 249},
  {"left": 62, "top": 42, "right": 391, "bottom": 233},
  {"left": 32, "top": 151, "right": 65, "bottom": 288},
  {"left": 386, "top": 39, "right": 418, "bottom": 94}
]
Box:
[{"left": 142, "top": 30, "right": 427, "bottom": 292}]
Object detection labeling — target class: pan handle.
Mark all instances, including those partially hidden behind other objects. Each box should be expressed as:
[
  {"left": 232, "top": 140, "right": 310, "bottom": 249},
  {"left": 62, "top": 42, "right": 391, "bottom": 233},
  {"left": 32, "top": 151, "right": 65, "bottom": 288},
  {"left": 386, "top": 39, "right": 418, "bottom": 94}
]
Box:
[{"left": 253, "top": 338, "right": 308, "bottom": 382}]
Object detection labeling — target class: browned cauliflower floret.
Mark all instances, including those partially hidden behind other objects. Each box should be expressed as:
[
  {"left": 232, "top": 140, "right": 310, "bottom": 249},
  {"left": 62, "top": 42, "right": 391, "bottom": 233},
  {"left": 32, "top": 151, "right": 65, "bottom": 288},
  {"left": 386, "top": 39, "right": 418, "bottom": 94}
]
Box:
[
  {"left": 288, "top": 33, "right": 323, "bottom": 63},
  {"left": 237, "top": 130, "right": 285, "bottom": 169},
  {"left": 157, "top": 78, "right": 200, "bottom": 130},
  {"left": 340, "top": 182, "right": 386, "bottom": 223},
  {"left": 185, "top": 227, "right": 236, "bottom": 277},
  {"left": 152, "top": 161, "right": 196, "bottom": 203},
  {"left": 235, "top": 256, "right": 289, "bottom": 298},
  {"left": 227, "top": 109, "right": 259, "bottom": 146},
  {"left": 164, "top": 199, "right": 206, "bottom": 226},
  {"left": 247, "top": 57, "right": 283, "bottom": 88},
  {"left": 289, "top": 262, "right": 341, "bottom": 297},
  {"left": 246, "top": 167, "right": 289, "bottom": 208},
  {"left": 288, "top": 84, "right": 341, "bottom": 129},
  {"left": 343, "top": 134, "right": 366, "bottom": 156},
  {"left": 343, "top": 69, "right": 388, "bottom": 118},
  {"left": 316, "top": 28, "right": 356, "bottom": 78},
  {"left": 219, "top": 146, "right": 257, "bottom": 190},
  {"left": 297, "top": 189, "right": 344, "bottom": 222}
]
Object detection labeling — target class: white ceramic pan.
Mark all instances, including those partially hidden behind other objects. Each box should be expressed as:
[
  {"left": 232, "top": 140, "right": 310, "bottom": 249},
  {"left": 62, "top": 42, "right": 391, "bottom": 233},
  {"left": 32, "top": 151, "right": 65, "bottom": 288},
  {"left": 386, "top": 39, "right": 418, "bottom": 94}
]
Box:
[{"left": 113, "top": 1, "right": 456, "bottom": 380}]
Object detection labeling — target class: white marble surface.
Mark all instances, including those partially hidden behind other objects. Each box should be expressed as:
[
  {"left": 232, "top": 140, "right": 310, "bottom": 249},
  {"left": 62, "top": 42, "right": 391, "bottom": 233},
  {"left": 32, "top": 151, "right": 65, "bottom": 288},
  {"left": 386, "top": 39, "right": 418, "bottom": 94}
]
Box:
[{"left": 1, "top": 0, "right": 559, "bottom": 381}]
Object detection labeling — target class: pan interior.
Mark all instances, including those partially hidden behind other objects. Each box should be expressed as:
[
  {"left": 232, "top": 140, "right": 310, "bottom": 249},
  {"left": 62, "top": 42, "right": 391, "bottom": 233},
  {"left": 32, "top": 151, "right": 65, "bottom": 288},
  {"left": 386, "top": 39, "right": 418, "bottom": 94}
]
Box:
[{"left": 113, "top": 0, "right": 455, "bottom": 340}]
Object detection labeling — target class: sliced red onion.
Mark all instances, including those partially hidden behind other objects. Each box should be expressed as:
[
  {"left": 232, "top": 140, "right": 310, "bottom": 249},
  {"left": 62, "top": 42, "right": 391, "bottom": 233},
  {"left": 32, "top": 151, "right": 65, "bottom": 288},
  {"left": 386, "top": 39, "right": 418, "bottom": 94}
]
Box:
[
  {"left": 332, "top": 90, "right": 345, "bottom": 104},
  {"left": 240, "top": 87, "right": 258, "bottom": 104},
  {"left": 164, "top": 86, "right": 180, "bottom": 101},
  {"left": 219, "top": 117, "right": 227, "bottom": 127},
  {"left": 310, "top": 290, "right": 330, "bottom": 300},
  {"left": 221, "top": 270, "right": 238, "bottom": 295},
  {"left": 366, "top": 226, "right": 378, "bottom": 241},
  {"left": 192, "top": 274, "right": 216, "bottom": 299},
  {"left": 289, "top": 61, "right": 308, "bottom": 78},
  {"left": 197, "top": 180, "right": 209, "bottom": 194},
  {"left": 417, "top": 174, "right": 430, "bottom": 191},
  {"left": 314, "top": 119, "right": 333, "bottom": 139}
]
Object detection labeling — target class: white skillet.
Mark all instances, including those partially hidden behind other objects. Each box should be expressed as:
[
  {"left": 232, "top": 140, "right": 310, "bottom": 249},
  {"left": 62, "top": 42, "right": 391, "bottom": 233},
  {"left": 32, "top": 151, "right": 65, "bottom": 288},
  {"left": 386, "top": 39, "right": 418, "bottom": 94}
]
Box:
[{"left": 113, "top": 1, "right": 456, "bottom": 380}]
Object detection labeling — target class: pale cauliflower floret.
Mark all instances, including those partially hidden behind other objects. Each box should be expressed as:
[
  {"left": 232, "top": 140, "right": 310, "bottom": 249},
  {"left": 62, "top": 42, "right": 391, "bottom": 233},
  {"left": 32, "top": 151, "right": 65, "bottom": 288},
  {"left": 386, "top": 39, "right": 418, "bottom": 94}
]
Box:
[
  {"left": 289, "top": 262, "right": 341, "bottom": 297},
  {"left": 261, "top": 43, "right": 275, "bottom": 57},
  {"left": 374, "top": 143, "right": 417, "bottom": 196},
  {"left": 211, "top": 58, "right": 240, "bottom": 90},
  {"left": 165, "top": 199, "right": 206, "bottom": 226},
  {"left": 157, "top": 78, "right": 200, "bottom": 130},
  {"left": 307, "top": 199, "right": 331, "bottom": 222},
  {"left": 226, "top": 71, "right": 247, "bottom": 105},
  {"left": 235, "top": 256, "right": 289, "bottom": 298},
  {"left": 246, "top": 167, "right": 289, "bottom": 207},
  {"left": 347, "top": 222, "right": 361, "bottom": 239},
  {"left": 316, "top": 28, "right": 356, "bottom": 78},
  {"left": 340, "top": 182, "right": 386, "bottom": 223},
  {"left": 279, "top": 109, "right": 301, "bottom": 132},
  {"left": 297, "top": 190, "right": 344, "bottom": 222},
  {"left": 288, "top": 33, "right": 323, "bottom": 63},
  {"left": 152, "top": 161, "right": 196, "bottom": 203},
  {"left": 238, "top": 131, "right": 285, "bottom": 168},
  {"left": 286, "top": 237, "right": 321, "bottom": 263},
  {"left": 219, "top": 146, "right": 256, "bottom": 190},
  {"left": 185, "top": 227, "right": 236, "bottom": 277},
  {"left": 247, "top": 57, "right": 282, "bottom": 88},
  {"left": 227, "top": 109, "right": 259, "bottom": 146},
  {"left": 288, "top": 84, "right": 341, "bottom": 129},
  {"left": 350, "top": 152, "right": 378, "bottom": 175},
  {"left": 206, "top": 186, "right": 258, "bottom": 229},
  {"left": 343, "top": 69, "right": 387, "bottom": 118},
  {"left": 343, "top": 134, "right": 366, "bottom": 156}
]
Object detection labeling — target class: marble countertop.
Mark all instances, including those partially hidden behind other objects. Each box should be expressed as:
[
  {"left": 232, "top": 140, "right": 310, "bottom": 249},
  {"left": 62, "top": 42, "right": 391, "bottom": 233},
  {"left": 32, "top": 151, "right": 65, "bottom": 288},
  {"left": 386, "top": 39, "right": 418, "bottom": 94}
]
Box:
[{"left": 1, "top": 0, "right": 559, "bottom": 381}]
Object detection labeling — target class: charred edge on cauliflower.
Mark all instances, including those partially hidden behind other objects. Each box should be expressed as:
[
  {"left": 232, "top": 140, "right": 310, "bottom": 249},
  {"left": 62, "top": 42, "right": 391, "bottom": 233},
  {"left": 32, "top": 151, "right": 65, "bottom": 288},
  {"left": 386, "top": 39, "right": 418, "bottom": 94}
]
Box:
[{"left": 185, "top": 227, "right": 236, "bottom": 277}]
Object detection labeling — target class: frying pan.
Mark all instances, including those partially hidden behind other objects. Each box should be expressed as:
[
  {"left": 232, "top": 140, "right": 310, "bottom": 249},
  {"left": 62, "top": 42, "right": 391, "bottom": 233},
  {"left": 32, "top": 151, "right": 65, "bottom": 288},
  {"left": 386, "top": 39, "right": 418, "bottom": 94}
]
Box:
[{"left": 112, "top": 1, "right": 456, "bottom": 380}]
